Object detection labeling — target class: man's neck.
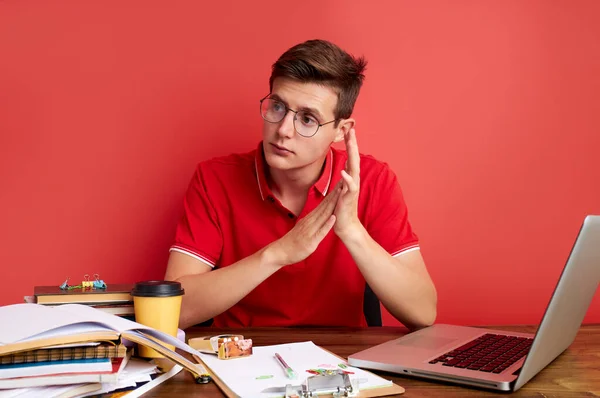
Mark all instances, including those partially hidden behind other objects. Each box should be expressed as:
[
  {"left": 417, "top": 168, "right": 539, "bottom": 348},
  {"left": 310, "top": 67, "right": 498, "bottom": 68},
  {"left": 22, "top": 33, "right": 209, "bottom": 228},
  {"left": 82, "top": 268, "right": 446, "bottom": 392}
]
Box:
[{"left": 268, "top": 154, "right": 327, "bottom": 199}]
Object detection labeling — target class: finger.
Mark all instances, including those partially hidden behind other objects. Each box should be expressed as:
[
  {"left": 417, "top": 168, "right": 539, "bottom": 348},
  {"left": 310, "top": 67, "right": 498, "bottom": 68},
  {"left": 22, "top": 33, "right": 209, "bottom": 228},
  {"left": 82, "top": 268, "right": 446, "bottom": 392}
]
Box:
[
  {"left": 317, "top": 185, "right": 341, "bottom": 216},
  {"left": 345, "top": 129, "right": 360, "bottom": 180},
  {"left": 315, "top": 183, "right": 341, "bottom": 213},
  {"left": 313, "top": 215, "right": 336, "bottom": 243},
  {"left": 341, "top": 169, "right": 358, "bottom": 192},
  {"left": 302, "top": 184, "right": 341, "bottom": 224}
]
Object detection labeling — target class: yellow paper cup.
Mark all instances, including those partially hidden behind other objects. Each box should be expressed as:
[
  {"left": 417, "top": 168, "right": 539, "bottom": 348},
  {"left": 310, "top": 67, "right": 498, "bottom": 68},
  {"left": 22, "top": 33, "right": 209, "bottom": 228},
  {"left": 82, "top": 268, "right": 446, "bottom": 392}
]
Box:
[{"left": 131, "top": 281, "right": 185, "bottom": 358}]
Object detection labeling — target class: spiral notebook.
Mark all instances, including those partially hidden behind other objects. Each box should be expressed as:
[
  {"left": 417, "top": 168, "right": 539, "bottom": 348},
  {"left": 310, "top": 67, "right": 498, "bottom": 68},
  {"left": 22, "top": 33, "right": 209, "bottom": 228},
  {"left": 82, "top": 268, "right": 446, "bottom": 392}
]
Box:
[{"left": 1, "top": 341, "right": 127, "bottom": 365}]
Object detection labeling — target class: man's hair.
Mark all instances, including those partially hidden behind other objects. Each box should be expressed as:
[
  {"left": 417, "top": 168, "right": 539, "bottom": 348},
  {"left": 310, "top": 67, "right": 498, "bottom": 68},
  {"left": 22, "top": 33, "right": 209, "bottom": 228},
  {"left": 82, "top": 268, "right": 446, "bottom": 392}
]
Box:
[{"left": 269, "top": 39, "right": 367, "bottom": 123}]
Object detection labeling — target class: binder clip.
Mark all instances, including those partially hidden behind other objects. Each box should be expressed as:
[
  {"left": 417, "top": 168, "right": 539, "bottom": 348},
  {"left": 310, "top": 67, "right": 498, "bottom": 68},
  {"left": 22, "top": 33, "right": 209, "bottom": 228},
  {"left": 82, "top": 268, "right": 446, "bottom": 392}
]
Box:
[
  {"left": 93, "top": 274, "right": 107, "bottom": 289},
  {"left": 82, "top": 274, "right": 94, "bottom": 288},
  {"left": 269, "top": 371, "right": 359, "bottom": 398},
  {"left": 194, "top": 373, "right": 212, "bottom": 384},
  {"left": 59, "top": 278, "right": 70, "bottom": 290}
]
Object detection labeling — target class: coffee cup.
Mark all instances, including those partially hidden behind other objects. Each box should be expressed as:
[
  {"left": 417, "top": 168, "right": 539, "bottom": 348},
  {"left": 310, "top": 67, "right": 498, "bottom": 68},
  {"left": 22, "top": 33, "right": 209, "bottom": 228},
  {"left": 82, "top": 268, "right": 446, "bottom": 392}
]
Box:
[{"left": 131, "top": 280, "right": 185, "bottom": 358}]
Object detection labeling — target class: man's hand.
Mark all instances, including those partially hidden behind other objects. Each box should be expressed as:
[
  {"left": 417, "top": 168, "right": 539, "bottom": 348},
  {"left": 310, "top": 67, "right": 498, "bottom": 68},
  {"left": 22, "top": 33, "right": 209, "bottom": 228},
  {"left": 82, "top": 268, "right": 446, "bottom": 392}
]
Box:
[
  {"left": 334, "top": 128, "right": 362, "bottom": 240},
  {"left": 266, "top": 182, "right": 342, "bottom": 266}
]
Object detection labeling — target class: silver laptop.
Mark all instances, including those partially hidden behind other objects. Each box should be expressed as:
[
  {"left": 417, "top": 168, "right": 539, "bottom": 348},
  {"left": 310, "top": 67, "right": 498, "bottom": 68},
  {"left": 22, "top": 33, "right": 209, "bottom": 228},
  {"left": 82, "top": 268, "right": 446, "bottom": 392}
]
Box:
[{"left": 348, "top": 215, "right": 600, "bottom": 392}]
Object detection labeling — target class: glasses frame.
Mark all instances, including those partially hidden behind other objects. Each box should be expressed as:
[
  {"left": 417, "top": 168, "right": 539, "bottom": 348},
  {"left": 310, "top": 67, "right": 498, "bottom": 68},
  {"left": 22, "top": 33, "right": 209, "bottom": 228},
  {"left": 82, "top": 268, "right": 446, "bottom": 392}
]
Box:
[{"left": 259, "top": 95, "right": 337, "bottom": 138}]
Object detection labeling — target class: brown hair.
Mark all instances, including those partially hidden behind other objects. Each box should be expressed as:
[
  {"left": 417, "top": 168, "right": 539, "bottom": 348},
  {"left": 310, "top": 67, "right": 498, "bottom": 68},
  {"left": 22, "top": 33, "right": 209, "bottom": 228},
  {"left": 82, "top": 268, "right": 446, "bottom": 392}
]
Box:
[{"left": 269, "top": 39, "right": 367, "bottom": 123}]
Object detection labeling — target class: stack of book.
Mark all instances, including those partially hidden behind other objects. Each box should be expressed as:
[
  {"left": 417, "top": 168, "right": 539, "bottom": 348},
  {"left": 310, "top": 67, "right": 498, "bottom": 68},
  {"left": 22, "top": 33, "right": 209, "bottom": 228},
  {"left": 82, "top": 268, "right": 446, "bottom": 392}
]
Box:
[
  {"left": 0, "top": 342, "right": 132, "bottom": 391},
  {"left": 29, "top": 284, "right": 135, "bottom": 319},
  {"left": 0, "top": 303, "right": 207, "bottom": 397}
]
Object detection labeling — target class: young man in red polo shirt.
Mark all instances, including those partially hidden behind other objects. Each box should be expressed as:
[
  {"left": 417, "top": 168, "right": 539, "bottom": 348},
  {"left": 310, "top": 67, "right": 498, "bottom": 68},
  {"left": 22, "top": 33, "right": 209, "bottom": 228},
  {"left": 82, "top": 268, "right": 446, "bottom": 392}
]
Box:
[{"left": 165, "top": 40, "right": 437, "bottom": 330}]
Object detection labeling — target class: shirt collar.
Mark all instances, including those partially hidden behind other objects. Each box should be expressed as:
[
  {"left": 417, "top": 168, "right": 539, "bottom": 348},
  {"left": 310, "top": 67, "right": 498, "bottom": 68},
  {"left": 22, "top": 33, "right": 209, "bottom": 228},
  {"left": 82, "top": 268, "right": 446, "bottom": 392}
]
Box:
[{"left": 254, "top": 142, "right": 334, "bottom": 201}]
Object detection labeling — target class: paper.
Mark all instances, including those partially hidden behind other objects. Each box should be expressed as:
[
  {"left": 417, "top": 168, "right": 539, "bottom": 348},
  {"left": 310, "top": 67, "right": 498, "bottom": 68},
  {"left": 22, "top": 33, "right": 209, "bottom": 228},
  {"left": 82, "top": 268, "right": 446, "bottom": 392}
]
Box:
[
  {"left": 198, "top": 341, "right": 392, "bottom": 398},
  {"left": 0, "top": 304, "right": 143, "bottom": 345},
  {"left": 73, "top": 358, "right": 158, "bottom": 397},
  {"left": 0, "top": 302, "right": 208, "bottom": 389},
  {"left": 121, "top": 364, "right": 182, "bottom": 398},
  {"left": 0, "top": 304, "right": 172, "bottom": 346},
  {"left": 0, "top": 383, "right": 102, "bottom": 398}
]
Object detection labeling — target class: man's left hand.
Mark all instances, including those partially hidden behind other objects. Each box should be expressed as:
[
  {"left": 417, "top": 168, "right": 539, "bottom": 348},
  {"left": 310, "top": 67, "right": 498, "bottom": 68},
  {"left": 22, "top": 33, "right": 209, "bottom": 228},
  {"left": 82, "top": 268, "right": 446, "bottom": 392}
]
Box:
[{"left": 334, "top": 128, "right": 363, "bottom": 241}]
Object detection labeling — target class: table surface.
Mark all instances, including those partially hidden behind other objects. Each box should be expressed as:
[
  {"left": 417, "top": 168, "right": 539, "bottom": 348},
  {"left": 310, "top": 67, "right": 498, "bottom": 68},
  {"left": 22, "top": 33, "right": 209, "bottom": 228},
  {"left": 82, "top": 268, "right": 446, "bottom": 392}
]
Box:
[{"left": 143, "top": 324, "right": 600, "bottom": 397}]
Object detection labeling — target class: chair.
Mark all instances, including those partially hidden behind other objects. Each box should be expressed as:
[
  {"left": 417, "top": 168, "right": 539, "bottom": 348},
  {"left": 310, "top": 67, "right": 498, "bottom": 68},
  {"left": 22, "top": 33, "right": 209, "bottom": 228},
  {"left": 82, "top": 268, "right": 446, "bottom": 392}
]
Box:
[{"left": 363, "top": 283, "right": 382, "bottom": 326}]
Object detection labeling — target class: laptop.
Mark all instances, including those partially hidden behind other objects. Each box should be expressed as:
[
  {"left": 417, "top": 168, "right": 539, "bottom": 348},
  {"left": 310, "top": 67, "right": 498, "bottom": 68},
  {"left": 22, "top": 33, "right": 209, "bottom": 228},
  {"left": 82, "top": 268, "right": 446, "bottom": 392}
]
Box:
[{"left": 348, "top": 215, "right": 600, "bottom": 392}]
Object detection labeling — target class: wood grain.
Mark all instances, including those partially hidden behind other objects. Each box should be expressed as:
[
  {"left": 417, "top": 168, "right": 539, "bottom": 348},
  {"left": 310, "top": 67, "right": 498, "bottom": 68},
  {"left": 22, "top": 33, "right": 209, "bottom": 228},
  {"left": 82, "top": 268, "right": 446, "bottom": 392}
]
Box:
[{"left": 141, "top": 325, "right": 600, "bottom": 397}]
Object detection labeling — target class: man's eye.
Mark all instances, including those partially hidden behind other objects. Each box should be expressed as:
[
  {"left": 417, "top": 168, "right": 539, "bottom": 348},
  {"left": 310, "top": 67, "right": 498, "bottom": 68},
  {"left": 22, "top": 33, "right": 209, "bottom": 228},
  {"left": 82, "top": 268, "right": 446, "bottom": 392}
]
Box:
[
  {"left": 299, "top": 113, "right": 317, "bottom": 126},
  {"left": 272, "top": 102, "right": 285, "bottom": 112}
]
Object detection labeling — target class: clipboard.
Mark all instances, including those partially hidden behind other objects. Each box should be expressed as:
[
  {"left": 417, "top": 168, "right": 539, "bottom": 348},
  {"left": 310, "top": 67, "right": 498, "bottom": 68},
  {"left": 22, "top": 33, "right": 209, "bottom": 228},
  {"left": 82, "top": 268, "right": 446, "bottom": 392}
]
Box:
[{"left": 191, "top": 344, "right": 404, "bottom": 397}]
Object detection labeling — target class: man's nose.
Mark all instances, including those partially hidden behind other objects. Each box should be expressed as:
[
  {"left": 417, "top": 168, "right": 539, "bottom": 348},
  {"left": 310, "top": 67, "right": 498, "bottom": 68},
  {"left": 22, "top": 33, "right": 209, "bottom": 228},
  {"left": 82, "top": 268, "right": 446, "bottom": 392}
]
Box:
[{"left": 276, "top": 111, "right": 296, "bottom": 138}]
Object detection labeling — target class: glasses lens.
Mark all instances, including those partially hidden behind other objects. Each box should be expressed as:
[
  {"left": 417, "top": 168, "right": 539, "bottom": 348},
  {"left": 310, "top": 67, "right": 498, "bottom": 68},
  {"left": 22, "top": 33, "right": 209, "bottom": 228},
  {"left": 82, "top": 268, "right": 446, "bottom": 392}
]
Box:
[
  {"left": 260, "top": 99, "right": 286, "bottom": 123},
  {"left": 294, "top": 111, "right": 319, "bottom": 137}
]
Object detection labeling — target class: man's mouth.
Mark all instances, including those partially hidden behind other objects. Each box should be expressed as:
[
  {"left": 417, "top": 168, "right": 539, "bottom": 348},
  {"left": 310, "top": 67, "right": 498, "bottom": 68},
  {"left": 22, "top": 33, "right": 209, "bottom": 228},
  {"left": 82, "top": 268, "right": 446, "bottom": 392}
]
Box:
[{"left": 271, "top": 143, "right": 293, "bottom": 153}]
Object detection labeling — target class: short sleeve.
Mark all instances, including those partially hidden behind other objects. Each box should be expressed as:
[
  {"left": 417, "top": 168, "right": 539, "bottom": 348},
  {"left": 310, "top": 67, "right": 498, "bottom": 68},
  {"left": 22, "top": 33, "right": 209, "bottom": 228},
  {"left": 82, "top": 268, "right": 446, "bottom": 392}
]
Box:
[
  {"left": 170, "top": 166, "right": 223, "bottom": 268},
  {"left": 364, "top": 164, "right": 419, "bottom": 256}
]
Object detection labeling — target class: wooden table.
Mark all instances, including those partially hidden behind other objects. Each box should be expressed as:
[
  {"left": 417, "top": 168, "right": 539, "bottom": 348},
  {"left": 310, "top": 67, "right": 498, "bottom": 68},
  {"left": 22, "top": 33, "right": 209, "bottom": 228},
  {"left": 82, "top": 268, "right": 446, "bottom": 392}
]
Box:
[{"left": 144, "top": 325, "right": 600, "bottom": 397}]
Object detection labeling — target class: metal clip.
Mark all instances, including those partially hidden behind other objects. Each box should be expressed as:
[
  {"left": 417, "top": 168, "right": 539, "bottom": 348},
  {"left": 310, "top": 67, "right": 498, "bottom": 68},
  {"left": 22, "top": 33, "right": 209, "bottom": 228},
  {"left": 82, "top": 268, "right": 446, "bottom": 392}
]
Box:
[
  {"left": 304, "top": 373, "right": 358, "bottom": 398},
  {"left": 269, "top": 371, "right": 359, "bottom": 398}
]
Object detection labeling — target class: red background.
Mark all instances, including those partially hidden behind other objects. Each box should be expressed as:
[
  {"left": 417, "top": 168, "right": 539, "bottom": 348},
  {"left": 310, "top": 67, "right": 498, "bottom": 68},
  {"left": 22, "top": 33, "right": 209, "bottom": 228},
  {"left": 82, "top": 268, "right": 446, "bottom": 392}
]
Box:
[{"left": 1, "top": 0, "right": 598, "bottom": 326}]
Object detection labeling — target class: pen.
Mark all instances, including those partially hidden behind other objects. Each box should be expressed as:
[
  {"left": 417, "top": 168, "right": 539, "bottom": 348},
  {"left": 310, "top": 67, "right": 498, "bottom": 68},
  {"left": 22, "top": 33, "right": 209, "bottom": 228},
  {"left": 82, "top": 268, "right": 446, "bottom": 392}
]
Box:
[{"left": 274, "top": 352, "right": 297, "bottom": 379}]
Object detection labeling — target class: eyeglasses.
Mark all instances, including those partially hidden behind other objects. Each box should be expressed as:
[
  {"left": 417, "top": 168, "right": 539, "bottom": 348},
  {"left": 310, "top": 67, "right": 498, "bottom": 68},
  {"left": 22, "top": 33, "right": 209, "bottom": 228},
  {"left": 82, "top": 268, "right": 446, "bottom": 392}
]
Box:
[{"left": 259, "top": 95, "right": 337, "bottom": 138}]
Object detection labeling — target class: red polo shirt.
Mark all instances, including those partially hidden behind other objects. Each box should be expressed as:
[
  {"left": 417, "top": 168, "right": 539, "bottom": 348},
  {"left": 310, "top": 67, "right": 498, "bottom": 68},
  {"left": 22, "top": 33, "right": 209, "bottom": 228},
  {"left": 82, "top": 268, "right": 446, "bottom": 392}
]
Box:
[{"left": 171, "top": 142, "right": 419, "bottom": 327}]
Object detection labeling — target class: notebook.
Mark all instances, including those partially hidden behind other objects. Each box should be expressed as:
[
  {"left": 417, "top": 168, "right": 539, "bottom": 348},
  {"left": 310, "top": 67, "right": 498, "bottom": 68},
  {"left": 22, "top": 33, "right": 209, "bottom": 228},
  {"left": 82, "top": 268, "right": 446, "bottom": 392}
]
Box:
[
  {"left": 0, "top": 303, "right": 207, "bottom": 380},
  {"left": 1, "top": 341, "right": 126, "bottom": 365},
  {"left": 33, "top": 284, "right": 133, "bottom": 305},
  {"left": 194, "top": 341, "right": 404, "bottom": 397},
  {"left": 0, "top": 354, "right": 129, "bottom": 388},
  {"left": 349, "top": 215, "right": 600, "bottom": 392}
]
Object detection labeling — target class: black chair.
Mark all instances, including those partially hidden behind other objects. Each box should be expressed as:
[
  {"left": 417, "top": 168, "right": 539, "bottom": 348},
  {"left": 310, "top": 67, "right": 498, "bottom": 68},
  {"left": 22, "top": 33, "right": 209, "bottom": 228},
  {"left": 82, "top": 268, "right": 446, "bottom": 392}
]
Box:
[{"left": 363, "top": 283, "right": 382, "bottom": 326}]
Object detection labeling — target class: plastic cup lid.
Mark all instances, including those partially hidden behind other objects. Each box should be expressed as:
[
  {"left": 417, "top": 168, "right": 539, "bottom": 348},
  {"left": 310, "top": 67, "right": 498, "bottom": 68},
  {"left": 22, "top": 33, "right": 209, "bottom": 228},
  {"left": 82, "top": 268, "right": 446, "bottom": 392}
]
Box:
[{"left": 131, "top": 280, "right": 185, "bottom": 297}]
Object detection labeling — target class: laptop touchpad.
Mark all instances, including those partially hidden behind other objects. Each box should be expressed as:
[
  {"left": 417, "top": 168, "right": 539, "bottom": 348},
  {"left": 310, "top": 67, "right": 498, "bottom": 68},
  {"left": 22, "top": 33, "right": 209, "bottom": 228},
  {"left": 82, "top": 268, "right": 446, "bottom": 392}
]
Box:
[{"left": 396, "top": 335, "right": 458, "bottom": 350}]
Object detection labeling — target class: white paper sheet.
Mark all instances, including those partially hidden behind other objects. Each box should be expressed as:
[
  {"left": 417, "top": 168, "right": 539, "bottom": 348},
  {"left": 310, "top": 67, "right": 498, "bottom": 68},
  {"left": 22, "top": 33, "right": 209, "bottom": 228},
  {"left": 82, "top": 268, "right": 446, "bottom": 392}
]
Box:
[
  {"left": 0, "top": 383, "right": 101, "bottom": 398},
  {"left": 198, "top": 341, "right": 392, "bottom": 398}
]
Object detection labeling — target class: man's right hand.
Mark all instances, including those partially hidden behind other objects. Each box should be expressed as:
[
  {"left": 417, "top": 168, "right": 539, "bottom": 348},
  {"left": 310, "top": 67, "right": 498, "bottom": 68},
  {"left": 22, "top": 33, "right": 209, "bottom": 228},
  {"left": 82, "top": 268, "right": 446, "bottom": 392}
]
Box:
[{"left": 265, "top": 182, "right": 342, "bottom": 267}]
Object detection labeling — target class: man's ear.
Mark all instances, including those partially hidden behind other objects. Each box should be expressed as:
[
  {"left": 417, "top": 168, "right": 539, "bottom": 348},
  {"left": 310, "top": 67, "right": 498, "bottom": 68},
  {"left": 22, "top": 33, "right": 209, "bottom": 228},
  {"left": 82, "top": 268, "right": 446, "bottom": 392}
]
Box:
[{"left": 333, "top": 119, "right": 355, "bottom": 143}]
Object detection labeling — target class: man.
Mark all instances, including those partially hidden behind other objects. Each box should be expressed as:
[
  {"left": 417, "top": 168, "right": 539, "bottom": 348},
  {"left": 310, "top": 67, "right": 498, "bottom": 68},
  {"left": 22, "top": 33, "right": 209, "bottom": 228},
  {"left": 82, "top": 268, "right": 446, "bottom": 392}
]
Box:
[{"left": 165, "top": 39, "right": 437, "bottom": 330}]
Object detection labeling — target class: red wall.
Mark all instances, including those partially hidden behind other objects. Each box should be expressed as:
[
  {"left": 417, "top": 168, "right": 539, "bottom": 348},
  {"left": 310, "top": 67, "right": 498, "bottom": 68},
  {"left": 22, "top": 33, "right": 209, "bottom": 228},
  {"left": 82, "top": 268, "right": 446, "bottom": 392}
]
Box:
[{"left": 1, "top": 0, "right": 598, "bottom": 326}]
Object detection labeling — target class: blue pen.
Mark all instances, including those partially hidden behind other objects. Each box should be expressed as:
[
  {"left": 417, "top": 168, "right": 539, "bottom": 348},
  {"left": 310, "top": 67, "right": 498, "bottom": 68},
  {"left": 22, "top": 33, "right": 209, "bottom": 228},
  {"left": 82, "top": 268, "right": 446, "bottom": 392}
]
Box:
[{"left": 274, "top": 352, "right": 297, "bottom": 379}]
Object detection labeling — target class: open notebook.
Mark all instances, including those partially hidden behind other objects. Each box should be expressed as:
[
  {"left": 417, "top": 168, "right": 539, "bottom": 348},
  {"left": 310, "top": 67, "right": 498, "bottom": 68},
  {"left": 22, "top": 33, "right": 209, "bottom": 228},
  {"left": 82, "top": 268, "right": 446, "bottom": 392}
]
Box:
[
  {"left": 0, "top": 303, "right": 207, "bottom": 381},
  {"left": 195, "top": 341, "right": 403, "bottom": 397}
]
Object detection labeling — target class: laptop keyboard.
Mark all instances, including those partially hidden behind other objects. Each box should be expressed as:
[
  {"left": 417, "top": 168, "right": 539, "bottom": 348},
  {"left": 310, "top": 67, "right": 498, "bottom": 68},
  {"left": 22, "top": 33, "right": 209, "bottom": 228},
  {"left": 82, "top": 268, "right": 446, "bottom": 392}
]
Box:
[{"left": 428, "top": 333, "right": 533, "bottom": 374}]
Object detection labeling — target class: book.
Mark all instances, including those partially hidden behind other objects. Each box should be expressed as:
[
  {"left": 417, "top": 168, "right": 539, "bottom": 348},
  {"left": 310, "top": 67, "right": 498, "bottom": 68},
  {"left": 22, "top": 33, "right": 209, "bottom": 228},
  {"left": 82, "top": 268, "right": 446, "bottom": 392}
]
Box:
[
  {"left": 41, "top": 303, "right": 136, "bottom": 317},
  {"left": 0, "top": 353, "right": 130, "bottom": 388},
  {"left": 34, "top": 284, "right": 134, "bottom": 305},
  {"left": 89, "top": 303, "right": 135, "bottom": 316},
  {"left": 192, "top": 341, "right": 404, "bottom": 398},
  {"left": 0, "top": 357, "right": 112, "bottom": 379},
  {"left": 1, "top": 341, "right": 127, "bottom": 365},
  {"left": 0, "top": 303, "right": 208, "bottom": 380}
]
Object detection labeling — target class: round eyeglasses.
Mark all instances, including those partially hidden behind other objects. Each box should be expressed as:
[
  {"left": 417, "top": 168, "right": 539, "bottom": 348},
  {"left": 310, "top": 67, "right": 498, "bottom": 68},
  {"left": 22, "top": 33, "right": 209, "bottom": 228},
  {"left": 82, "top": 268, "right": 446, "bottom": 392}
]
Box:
[{"left": 259, "top": 96, "right": 337, "bottom": 138}]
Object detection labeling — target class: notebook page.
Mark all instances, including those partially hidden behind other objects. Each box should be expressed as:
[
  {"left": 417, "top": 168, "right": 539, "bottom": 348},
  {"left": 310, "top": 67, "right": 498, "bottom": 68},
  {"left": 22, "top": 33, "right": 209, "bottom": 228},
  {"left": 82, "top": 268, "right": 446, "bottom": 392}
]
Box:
[
  {"left": 0, "top": 304, "right": 111, "bottom": 344},
  {"left": 58, "top": 305, "right": 194, "bottom": 354},
  {"left": 198, "top": 341, "right": 392, "bottom": 398},
  {"left": 56, "top": 304, "right": 148, "bottom": 332},
  {"left": 0, "top": 304, "right": 170, "bottom": 346}
]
